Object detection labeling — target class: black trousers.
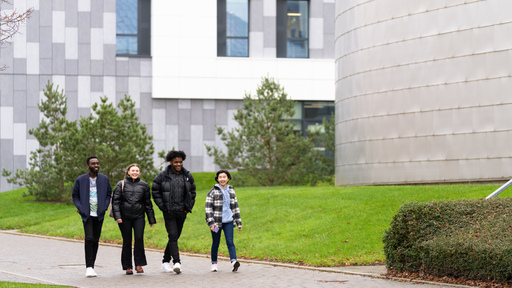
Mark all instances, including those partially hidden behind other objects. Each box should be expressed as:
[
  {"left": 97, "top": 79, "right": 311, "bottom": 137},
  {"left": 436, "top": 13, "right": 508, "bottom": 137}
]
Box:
[
  {"left": 83, "top": 216, "right": 103, "bottom": 268},
  {"left": 118, "top": 217, "right": 147, "bottom": 270},
  {"left": 162, "top": 210, "right": 187, "bottom": 264}
]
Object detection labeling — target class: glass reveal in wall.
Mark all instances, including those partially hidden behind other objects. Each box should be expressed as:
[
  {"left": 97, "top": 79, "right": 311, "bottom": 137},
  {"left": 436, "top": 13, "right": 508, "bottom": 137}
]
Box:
[
  {"left": 303, "top": 101, "right": 334, "bottom": 136},
  {"left": 226, "top": 0, "right": 249, "bottom": 57},
  {"left": 116, "top": 0, "right": 138, "bottom": 55},
  {"left": 286, "top": 1, "right": 308, "bottom": 58},
  {"left": 290, "top": 101, "right": 303, "bottom": 132}
]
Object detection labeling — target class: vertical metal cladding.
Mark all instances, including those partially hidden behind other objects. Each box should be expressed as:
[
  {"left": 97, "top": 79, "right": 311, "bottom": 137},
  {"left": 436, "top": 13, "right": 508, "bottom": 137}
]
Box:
[{"left": 335, "top": 0, "right": 512, "bottom": 186}]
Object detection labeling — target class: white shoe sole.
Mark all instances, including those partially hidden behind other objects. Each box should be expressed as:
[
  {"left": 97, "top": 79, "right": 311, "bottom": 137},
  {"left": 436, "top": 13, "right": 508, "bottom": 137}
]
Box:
[{"left": 232, "top": 261, "right": 240, "bottom": 272}]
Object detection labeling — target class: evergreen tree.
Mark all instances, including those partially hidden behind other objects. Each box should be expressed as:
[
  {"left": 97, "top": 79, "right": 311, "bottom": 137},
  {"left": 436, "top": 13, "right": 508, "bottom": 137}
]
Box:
[
  {"left": 323, "top": 113, "right": 335, "bottom": 158},
  {"left": 2, "top": 82, "right": 76, "bottom": 201},
  {"left": 2, "top": 84, "right": 156, "bottom": 201},
  {"left": 309, "top": 114, "right": 335, "bottom": 183},
  {"left": 64, "top": 95, "right": 156, "bottom": 184},
  {"left": 205, "top": 76, "right": 324, "bottom": 186}
]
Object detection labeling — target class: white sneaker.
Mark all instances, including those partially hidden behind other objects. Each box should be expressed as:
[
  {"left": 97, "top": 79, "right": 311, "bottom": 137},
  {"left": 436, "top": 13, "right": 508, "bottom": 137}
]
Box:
[
  {"left": 211, "top": 263, "right": 218, "bottom": 272},
  {"left": 161, "top": 262, "right": 172, "bottom": 272},
  {"left": 231, "top": 261, "right": 240, "bottom": 272},
  {"left": 85, "top": 267, "right": 97, "bottom": 277},
  {"left": 173, "top": 262, "right": 182, "bottom": 274}
]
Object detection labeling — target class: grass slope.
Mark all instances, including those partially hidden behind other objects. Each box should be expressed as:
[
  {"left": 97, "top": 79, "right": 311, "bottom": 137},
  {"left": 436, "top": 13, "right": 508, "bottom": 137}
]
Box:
[{"left": 0, "top": 175, "right": 499, "bottom": 266}]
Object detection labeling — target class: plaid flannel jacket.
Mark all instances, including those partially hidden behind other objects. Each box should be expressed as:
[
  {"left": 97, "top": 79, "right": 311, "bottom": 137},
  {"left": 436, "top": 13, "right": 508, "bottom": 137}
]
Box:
[{"left": 205, "top": 185, "right": 242, "bottom": 228}]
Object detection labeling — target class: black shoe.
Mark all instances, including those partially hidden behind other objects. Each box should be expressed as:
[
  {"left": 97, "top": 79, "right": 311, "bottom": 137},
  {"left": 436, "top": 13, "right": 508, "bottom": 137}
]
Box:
[{"left": 232, "top": 261, "right": 240, "bottom": 272}]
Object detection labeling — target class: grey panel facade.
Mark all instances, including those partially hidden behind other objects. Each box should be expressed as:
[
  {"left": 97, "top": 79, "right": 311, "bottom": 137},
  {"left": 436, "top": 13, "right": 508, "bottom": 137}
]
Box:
[{"left": 0, "top": 0, "right": 334, "bottom": 192}]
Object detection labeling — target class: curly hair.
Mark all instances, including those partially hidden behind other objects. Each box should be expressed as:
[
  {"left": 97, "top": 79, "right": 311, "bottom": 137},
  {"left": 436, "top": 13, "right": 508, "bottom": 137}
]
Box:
[{"left": 166, "top": 150, "right": 187, "bottom": 162}]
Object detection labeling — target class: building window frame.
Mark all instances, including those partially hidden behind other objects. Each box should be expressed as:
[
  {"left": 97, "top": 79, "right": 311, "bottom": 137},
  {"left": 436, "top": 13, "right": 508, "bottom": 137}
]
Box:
[
  {"left": 217, "top": 0, "right": 250, "bottom": 57},
  {"left": 116, "top": 0, "right": 151, "bottom": 57},
  {"left": 277, "top": 0, "right": 309, "bottom": 58}
]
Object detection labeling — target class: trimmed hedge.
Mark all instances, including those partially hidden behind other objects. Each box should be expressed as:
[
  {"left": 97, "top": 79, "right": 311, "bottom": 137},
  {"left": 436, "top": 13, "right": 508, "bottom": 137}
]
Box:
[{"left": 383, "top": 198, "right": 512, "bottom": 283}]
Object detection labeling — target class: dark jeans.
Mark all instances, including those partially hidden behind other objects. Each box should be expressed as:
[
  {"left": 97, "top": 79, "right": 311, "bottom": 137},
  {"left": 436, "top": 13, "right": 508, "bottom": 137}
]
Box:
[
  {"left": 162, "top": 210, "right": 187, "bottom": 264},
  {"left": 210, "top": 222, "right": 237, "bottom": 263},
  {"left": 118, "top": 217, "right": 147, "bottom": 270},
  {"left": 83, "top": 216, "right": 104, "bottom": 268}
]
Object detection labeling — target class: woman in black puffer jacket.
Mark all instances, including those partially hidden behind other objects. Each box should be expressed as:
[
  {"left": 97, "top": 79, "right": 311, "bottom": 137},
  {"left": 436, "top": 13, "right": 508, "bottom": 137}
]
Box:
[{"left": 112, "top": 163, "right": 156, "bottom": 275}]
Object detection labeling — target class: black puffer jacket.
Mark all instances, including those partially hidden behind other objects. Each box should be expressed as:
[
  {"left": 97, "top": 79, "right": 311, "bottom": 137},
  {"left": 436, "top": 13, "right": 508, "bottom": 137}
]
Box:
[
  {"left": 152, "top": 165, "right": 196, "bottom": 213},
  {"left": 112, "top": 176, "right": 156, "bottom": 224}
]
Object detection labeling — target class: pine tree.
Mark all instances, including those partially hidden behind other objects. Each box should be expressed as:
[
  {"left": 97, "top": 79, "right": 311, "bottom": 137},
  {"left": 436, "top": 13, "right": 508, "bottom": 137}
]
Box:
[
  {"left": 322, "top": 113, "right": 335, "bottom": 176},
  {"left": 2, "top": 84, "right": 156, "bottom": 201},
  {"left": 2, "top": 82, "right": 76, "bottom": 201},
  {"left": 206, "top": 76, "right": 324, "bottom": 186},
  {"left": 64, "top": 95, "right": 156, "bottom": 184}
]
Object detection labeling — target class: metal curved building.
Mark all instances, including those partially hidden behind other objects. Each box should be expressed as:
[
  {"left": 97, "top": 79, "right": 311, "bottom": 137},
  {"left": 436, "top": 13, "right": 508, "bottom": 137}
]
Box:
[{"left": 335, "top": 0, "right": 512, "bottom": 185}]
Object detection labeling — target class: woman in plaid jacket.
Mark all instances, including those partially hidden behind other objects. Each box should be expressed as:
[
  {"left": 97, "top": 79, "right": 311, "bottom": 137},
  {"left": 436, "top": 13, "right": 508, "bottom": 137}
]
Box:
[{"left": 205, "top": 170, "right": 242, "bottom": 272}]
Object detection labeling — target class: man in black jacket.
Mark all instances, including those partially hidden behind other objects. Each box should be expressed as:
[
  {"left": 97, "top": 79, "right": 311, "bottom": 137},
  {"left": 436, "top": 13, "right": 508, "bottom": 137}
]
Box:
[{"left": 152, "top": 150, "right": 196, "bottom": 274}]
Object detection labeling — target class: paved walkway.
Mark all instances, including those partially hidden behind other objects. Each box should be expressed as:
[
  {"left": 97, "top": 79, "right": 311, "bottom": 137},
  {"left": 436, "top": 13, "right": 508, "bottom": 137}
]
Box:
[{"left": 0, "top": 230, "right": 467, "bottom": 288}]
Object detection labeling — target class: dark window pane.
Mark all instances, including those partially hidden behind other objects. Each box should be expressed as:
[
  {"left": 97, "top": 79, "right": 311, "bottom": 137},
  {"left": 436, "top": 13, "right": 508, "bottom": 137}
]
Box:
[
  {"left": 219, "top": 0, "right": 249, "bottom": 57},
  {"left": 116, "top": 0, "right": 138, "bottom": 35},
  {"left": 304, "top": 102, "right": 335, "bottom": 122},
  {"left": 287, "top": 40, "right": 308, "bottom": 58},
  {"left": 116, "top": 36, "right": 138, "bottom": 55},
  {"left": 227, "top": 38, "right": 248, "bottom": 57},
  {"left": 226, "top": 0, "right": 248, "bottom": 37},
  {"left": 286, "top": 0, "right": 308, "bottom": 58}
]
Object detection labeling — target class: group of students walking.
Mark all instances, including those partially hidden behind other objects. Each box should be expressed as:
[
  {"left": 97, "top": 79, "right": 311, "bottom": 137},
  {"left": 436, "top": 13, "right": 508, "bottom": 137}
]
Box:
[{"left": 71, "top": 150, "right": 242, "bottom": 277}]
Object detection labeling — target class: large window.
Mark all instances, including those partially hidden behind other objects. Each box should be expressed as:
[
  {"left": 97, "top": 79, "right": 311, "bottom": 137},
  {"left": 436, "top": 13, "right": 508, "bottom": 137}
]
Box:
[
  {"left": 116, "top": 0, "right": 151, "bottom": 56},
  {"left": 291, "top": 101, "right": 334, "bottom": 136},
  {"left": 277, "top": 0, "right": 309, "bottom": 58},
  {"left": 217, "top": 0, "right": 249, "bottom": 57}
]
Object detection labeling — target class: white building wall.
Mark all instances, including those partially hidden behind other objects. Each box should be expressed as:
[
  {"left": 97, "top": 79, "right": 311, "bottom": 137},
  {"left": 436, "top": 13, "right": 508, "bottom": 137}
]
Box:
[
  {"left": 335, "top": 0, "right": 512, "bottom": 186},
  {"left": 152, "top": 0, "right": 334, "bottom": 101}
]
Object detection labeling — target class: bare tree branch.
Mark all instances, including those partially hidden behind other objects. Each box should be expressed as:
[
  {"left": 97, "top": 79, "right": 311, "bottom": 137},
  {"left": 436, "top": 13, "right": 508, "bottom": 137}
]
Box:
[{"left": 0, "top": 0, "right": 33, "bottom": 70}]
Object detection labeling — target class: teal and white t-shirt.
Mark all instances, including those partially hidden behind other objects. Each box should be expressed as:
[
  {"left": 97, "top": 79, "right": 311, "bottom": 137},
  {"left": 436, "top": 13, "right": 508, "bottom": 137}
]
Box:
[{"left": 89, "top": 177, "right": 98, "bottom": 217}]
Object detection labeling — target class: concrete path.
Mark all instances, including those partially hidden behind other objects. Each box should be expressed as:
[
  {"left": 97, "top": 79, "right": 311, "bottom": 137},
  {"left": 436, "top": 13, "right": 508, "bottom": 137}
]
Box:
[{"left": 0, "top": 230, "right": 467, "bottom": 288}]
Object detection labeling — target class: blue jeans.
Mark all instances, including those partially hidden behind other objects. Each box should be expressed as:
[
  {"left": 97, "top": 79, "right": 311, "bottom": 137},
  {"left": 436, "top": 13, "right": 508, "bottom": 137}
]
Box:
[{"left": 211, "top": 222, "right": 237, "bottom": 263}]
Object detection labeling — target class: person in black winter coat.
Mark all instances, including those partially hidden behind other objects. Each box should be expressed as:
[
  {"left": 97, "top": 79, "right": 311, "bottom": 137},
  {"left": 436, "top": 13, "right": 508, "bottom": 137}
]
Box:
[
  {"left": 112, "top": 163, "right": 156, "bottom": 275},
  {"left": 152, "top": 150, "right": 196, "bottom": 274}
]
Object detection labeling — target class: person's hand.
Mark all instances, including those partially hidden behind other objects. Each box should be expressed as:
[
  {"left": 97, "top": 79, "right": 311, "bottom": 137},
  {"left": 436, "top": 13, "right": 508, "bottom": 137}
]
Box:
[
  {"left": 150, "top": 223, "right": 154, "bottom": 227},
  {"left": 116, "top": 219, "right": 122, "bottom": 224},
  {"left": 210, "top": 225, "right": 217, "bottom": 232},
  {"left": 238, "top": 226, "right": 242, "bottom": 232}
]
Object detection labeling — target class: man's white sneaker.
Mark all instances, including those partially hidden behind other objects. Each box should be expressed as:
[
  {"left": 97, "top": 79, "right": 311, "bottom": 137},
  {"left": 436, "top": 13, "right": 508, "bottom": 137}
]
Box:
[
  {"left": 85, "top": 267, "right": 97, "bottom": 277},
  {"left": 211, "top": 263, "right": 218, "bottom": 272},
  {"left": 161, "top": 262, "right": 172, "bottom": 272},
  {"left": 231, "top": 261, "right": 240, "bottom": 272},
  {"left": 173, "top": 262, "right": 182, "bottom": 274}
]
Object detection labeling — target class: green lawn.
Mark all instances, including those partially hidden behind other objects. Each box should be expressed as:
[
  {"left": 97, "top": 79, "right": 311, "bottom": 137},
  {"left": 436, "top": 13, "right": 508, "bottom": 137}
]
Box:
[{"left": 0, "top": 176, "right": 503, "bottom": 266}]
